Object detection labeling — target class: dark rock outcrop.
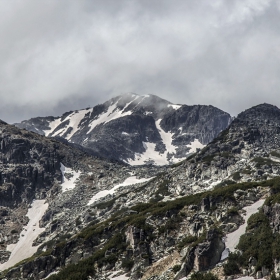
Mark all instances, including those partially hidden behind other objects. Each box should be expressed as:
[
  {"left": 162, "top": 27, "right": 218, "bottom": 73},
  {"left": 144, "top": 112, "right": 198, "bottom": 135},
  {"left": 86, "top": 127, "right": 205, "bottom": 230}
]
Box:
[{"left": 194, "top": 229, "right": 224, "bottom": 271}]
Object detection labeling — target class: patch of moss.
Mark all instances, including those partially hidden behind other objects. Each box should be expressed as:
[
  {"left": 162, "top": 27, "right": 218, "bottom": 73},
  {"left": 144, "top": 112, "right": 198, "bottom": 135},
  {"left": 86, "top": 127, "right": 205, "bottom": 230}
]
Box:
[
  {"left": 226, "top": 207, "right": 239, "bottom": 216},
  {"left": 172, "top": 264, "right": 181, "bottom": 273},
  {"left": 271, "top": 151, "right": 280, "bottom": 158},
  {"left": 122, "top": 259, "right": 134, "bottom": 270},
  {"left": 178, "top": 235, "right": 198, "bottom": 250},
  {"left": 252, "top": 157, "right": 277, "bottom": 168},
  {"left": 155, "top": 179, "right": 171, "bottom": 196},
  {"left": 201, "top": 154, "right": 215, "bottom": 164},
  {"left": 223, "top": 252, "right": 242, "bottom": 276},
  {"left": 190, "top": 272, "right": 219, "bottom": 280},
  {"left": 232, "top": 172, "right": 241, "bottom": 181}
]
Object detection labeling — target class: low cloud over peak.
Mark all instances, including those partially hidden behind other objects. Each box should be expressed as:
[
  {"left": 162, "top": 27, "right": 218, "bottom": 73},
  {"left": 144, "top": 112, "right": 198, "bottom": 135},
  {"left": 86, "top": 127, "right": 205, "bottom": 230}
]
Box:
[{"left": 0, "top": 0, "right": 279, "bottom": 122}]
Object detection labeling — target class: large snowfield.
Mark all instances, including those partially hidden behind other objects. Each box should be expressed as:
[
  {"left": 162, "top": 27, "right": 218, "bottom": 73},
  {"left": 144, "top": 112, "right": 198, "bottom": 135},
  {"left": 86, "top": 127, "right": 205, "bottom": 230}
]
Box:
[{"left": 0, "top": 200, "right": 48, "bottom": 271}]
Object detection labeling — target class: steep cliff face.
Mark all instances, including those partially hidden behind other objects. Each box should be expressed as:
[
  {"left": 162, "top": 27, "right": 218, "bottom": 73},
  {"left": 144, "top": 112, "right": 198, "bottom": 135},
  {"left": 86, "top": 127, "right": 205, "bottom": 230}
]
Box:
[
  {"left": 0, "top": 123, "right": 59, "bottom": 207},
  {"left": 15, "top": 93, "right": 232, "bottom": 165}
]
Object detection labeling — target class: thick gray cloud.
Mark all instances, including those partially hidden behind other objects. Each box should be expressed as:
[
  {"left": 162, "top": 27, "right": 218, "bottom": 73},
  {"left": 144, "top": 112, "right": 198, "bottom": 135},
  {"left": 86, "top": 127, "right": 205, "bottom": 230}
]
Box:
[{"left": 0, "top": 0, "right": 279, "bottom": 123}]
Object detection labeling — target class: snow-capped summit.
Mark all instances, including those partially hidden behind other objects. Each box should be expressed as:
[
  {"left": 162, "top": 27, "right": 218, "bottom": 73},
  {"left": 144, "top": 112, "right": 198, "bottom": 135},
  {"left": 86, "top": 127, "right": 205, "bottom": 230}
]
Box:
[{"left": 15, "top": 93, "right": 231, "bottom": 165}]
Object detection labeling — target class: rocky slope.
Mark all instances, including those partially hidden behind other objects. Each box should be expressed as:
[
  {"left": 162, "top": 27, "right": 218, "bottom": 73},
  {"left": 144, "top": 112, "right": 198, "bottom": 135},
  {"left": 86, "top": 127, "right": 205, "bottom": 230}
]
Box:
[
  {"left": 180, "top": 103, "right": 280, "bottom": 190},
  {"left": 2, "top": 103, "right": 280, "bottom": 280},
  {"left": 0, "top": 120, "right": 163, "bottom": 276},
  {"left": 15, "top": 93, "right": 231, "bottom": 165}
]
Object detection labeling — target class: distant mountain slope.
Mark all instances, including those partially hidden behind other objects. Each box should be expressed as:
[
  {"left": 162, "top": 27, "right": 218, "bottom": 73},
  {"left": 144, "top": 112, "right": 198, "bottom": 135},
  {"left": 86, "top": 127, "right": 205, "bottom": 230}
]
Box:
[
  {"left": 15, "top": 93, "right": 232, "bottom": 165},
  {"left": 168, "top": 103, "right": 280, "bottom": 191}
]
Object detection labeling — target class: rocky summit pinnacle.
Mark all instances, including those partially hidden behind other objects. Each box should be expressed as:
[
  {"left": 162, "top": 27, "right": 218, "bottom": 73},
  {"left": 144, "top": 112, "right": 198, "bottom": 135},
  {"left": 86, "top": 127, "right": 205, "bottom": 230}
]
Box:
[
  {"left": 15, "top": 93, "right": 232, "bottom": 165},
  {"left": 238, "top": 103, "right": 280, "bottom": 121}
]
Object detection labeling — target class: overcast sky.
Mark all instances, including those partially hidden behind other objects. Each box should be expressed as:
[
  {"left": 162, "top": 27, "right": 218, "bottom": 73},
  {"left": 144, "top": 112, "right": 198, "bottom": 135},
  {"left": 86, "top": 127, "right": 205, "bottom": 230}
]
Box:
[{"left": 0, "top": 0, "right": 280, "bottom": 123}]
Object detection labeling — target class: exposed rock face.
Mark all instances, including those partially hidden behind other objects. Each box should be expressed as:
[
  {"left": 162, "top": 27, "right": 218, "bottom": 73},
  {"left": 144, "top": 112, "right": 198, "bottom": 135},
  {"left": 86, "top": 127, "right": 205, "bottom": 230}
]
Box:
[
  {"left": 15, "top": 93, "right": 231, "bottom": 165},
  {"left": 0, "top": 121, "right": 98, "bottom": 208},
  {"left": 263, "top": 203, "right": 280, "bottom": 233},
  {"left": 194, "top": 229, "right": 225, "bottom": 271}
]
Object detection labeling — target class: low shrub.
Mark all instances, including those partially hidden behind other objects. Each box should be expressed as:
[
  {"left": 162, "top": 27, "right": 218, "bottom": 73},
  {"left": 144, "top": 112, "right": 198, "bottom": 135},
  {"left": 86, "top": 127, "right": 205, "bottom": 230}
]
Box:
[
  {"left": 121, "top": 259, "right": 134, "bottom": 270},
  {"left": 190, "top": 272, "right": 218, "bottom": 280},
  {"left": 223, "top": 252, "right": 242, "bottom": 276},
  {"left": 178, "top": 235, "right": 198, "bottom": 249},
  {"left": 172, "top": 264, "right": 181, "bottom": 273}
]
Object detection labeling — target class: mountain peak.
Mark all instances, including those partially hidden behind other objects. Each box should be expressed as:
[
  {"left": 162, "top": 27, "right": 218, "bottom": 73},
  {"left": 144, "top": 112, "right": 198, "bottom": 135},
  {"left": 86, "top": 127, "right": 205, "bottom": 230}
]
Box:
[
  {"left": 0, "top": 119, "right": 7, "bottom": 126},
  {"left": 238, "top": 103, "right": 280, "bottom": 120},
  {"left": 113, "top": 92, "right": 171, "bottom": 106},
  {"left": 15, "top": 94, "right": 231, "bottom": 165}
]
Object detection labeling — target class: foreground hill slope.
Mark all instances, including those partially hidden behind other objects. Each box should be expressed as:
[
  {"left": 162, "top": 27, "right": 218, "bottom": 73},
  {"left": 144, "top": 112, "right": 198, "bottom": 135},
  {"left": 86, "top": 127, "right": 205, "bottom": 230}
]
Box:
[
  {"left": 0, "top": 120, "right": 162, "bottom": 277},
  {"left": 2, "top": 103, "right": 280, "bottom": 280},
  {"left": 15, "top": 93, "right": 231, "bottom": 165}
]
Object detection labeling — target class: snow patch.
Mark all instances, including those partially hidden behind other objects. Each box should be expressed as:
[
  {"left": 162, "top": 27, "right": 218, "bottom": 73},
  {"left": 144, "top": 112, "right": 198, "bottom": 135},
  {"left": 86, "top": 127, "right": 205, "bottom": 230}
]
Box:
[
  {"left": 203, "top": 179, "right": 222, "bottom": 190},
  {"left": 43, "top": 271, "right": 59, "bottom": 279},
  {"left": 43, "top": 117, "right": 62, "bottom": 136},
  {"left": 186, "top": 139, "right": 205, "bottom": 153},
  {"left": 155, "top": 119, "right": 176, "bottom": 154},
  {"left": 63, "top": 109, "right": 92, "bottom": 139},
  {"left": 110, "top": 275, "right": 129, "bottom": 280},
  {"left": 168, "top": 104, "right": 182, "bottom": 110},
  {"left": 108, "top": 270, "right": 129, "bottom": 279},
  {"left": 270, "top": 156, "right": 280, "bottom": 163},
  {"left": 0, "top": 200, "right": 48, "bottom": 271},
  {"left": 127, "top": 119, "right": 180, "bottom": 165},
  {"left": 87, "top": 102, "right": 133, "bottom": 134},
  {"left": 120, "top": 95, "right": 138, "bottom": 111},
  {"left": 109, "top": 272, "right": 129, "bottom": 280},
  {"left": 127, "top": 142, "right": 169, "bottom": 166},
  {"left": 44, "top": 108, "right": 92, "bottom": 139},
  {"left": 221, "top": 199, "right": 265, "bottom": 260},
  {"left": 87, "top": 176, "right": 154, "bottom": 205},
  {"left": 60, "top": 163, "right": 81, "bottom": 192}
]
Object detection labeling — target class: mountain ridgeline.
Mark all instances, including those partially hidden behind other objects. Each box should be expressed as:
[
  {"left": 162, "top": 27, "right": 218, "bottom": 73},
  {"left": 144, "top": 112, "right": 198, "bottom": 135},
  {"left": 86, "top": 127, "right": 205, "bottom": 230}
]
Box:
[
  {"left": 1, "top": 101, "right": 280, "bottom": 280},
  {"left": 15, "top": 93, "right": 232, "bottom": 165}
]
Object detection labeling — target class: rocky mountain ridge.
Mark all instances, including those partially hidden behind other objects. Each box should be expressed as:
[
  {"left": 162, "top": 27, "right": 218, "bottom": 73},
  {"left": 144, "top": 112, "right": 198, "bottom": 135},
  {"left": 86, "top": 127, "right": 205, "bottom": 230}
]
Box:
[{"left": 15, "top": 93, "right": 232, "bottom": 165}]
